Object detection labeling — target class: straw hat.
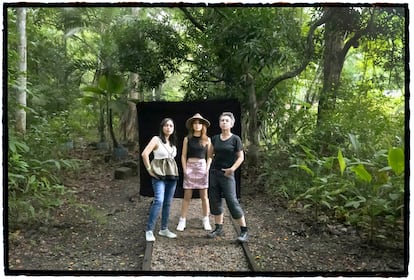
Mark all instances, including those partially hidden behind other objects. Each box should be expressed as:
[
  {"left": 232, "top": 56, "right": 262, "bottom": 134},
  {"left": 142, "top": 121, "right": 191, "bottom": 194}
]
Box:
[{"left": 185, "top": 113, "right": 210, "bottom": 129}]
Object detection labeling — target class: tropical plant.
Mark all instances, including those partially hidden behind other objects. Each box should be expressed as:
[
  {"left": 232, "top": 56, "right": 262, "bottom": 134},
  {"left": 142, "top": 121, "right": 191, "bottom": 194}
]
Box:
[
  {"left": 8, "top": 132, "right": 81, "bottom": 228},
  {"left": 81, "top": 73, "right": 128, "bottom": 149},
  {"left": 290, "top": 142, "right": 404, "bottom": 242}
]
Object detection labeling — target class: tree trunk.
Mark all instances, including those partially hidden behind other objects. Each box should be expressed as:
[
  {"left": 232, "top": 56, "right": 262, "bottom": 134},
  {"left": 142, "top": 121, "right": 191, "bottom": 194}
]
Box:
[
  {"left": 99, "top": 107, "right": 106, "bottom": 142},
  {"left": 316, "top": 8, "right": 348, "bottom": 153},
  {"left": 152, "top": 86, "right": 162, "bottom": 101},
  {"left": 109, "top": 109, "right": 119, "bottom": 148},
  {"left": 246, "top": 73, "right": 259, "bottom": 166},
  {"left": 16, "top": 8, "right": 27, "bottom": 134},
  {"left": 317, "top": 19, "right": 346, "bottom": 126},
  {"left": 120, "top": 72, "right": 139, "bottom": 143}
]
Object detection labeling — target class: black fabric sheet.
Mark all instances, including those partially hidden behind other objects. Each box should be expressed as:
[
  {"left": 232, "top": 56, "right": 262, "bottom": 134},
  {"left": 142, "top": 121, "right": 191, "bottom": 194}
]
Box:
[{"left": 137, "top": 100, "right": 242, "bottom": 198}]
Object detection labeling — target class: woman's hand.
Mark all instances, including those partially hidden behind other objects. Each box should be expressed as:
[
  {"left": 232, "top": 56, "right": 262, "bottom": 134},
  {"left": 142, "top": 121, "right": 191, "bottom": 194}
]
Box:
[
  {"left": 221, "top": 168, "right": 234, "bottom": 177},
  {"left": 148, "top": 169, "right": 159, "bottom": 179}
]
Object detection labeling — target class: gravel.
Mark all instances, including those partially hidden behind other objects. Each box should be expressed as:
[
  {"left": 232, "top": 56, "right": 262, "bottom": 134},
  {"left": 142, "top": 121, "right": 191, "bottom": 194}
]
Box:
[{"left": 150, "top": 199, "right": 250, "bottom": 272}]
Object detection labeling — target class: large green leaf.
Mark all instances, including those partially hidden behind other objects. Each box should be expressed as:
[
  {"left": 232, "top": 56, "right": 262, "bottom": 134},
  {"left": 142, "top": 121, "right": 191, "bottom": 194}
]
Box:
[
  {"left": 337, "top": 149, "right": 346, "bottom": 176},
  {"left": 81, "top": 85, "right": 105, "bottom": 95},
  {"left": 388, "top": 147, "right": 404, "bottom": 175},
  {"left": 106, "top": 74, "right": 125, "bottom": 95},
  {"left": 348, "top": 133, "right": 361, "bottom": 153},
  {"left": 96, "top": 74, "right": 125, "bottom": 95},
  {"left": 98, "top": 75, "right": 108, "bottom": 92},
  {"left": 289, "top": 164, "right": 315, "bottom": 177},
  {"left": 351, "top": 164, "right": 372, "bottom": 183}
]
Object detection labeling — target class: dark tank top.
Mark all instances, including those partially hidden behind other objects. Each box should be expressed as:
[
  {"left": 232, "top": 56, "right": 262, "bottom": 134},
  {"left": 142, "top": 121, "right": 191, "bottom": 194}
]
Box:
[{"left": 187, "top": 136, "right": 207, "bottom": 159}]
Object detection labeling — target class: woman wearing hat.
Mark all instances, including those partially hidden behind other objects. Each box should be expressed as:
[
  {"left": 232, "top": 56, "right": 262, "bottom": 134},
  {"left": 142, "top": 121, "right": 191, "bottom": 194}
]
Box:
[{"left": 176, "top": 113, "right": 212, "bottom": 232}]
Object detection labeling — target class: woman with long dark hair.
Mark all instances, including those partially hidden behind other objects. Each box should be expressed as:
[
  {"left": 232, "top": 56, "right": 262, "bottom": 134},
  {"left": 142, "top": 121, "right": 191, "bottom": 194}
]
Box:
[{"left": 141, "top": 118, "right": 179, "bottom": 242}]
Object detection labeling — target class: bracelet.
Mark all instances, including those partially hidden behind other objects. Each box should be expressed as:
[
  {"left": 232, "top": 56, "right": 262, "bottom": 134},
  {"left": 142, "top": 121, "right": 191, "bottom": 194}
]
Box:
[{"left": 147, "top": 166, "right": 152, "bottom": 171}]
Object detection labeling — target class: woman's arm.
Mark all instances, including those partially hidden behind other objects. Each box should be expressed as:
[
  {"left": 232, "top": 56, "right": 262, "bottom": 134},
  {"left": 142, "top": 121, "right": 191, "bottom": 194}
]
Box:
[
  {"left": 231, "top": 150, "right": 244, "bottom": 171},
  {"left": 206, "top": 137, "right": 212, "bottom": 171},
  {"left": 181, "top": 137, "right": 188, "bottom": 173},
  {"left": 141, "top": 136, "right": 159, "bottom": 177},
  {"left": 222, "top": 150, "right": 244, "bottom": 176},
  {"left": 207, "top": 138, "right": 215, "bottom": 166}
]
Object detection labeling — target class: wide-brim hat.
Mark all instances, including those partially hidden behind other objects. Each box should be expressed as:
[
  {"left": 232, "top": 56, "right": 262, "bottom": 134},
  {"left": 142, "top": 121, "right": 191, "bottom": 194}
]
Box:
[{"left": 185, "top": 113, "right": 210, "bottom": 129}]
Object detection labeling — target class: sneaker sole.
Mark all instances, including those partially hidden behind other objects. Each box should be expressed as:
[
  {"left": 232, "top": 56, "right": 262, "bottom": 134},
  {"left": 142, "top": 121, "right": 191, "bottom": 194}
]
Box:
[
  {"left": 207, "top": 232, "right": 225, "bottom": 238},
  {"left": 158, "top": 233, "right": 177, "bottom": 238}
]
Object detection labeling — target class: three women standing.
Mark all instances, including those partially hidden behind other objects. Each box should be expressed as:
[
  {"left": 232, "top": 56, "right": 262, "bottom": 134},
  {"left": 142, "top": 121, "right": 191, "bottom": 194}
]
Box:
[{"left": 141, "top": 111, "right": 248, "bottom": 243}]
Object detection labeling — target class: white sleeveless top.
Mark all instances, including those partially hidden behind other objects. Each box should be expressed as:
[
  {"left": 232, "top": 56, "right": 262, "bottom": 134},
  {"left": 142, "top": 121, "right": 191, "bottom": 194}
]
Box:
[{"left": 153, "top": 137, "right": 177, "bottom": 159}]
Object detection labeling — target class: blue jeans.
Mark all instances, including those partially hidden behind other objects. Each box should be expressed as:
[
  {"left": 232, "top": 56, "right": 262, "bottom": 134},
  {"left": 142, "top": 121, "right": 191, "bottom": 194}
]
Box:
[{"left": 146, "top": 178, "right": 177, "bottom": 232}]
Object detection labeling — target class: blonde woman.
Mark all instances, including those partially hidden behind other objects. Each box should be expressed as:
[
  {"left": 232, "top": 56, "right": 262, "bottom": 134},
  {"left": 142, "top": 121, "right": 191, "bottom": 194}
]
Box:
[{"left": 176, "top": 113, "right": 212, "bottom": 231}]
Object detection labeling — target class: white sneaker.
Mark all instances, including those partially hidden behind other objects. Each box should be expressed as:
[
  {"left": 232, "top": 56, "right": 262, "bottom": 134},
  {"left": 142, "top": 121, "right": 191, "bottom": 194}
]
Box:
[
  {"left": 145, "top": 231, "right": 155, "bottom": 242},
  {"left": 202, "top": 216, "right": 212, "bottom": 231},
  {"left": 176, "top": 217, "right": 186, "bottom": 231},
  {"left": 158, "top": 229, "right": 177, "bottom": 239}
]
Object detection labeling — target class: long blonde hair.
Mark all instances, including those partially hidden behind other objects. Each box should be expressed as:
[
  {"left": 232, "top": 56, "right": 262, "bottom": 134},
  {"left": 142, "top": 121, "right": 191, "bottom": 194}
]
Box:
[{"left": 188, "top": 122, "right": 209, "bottom": 146}]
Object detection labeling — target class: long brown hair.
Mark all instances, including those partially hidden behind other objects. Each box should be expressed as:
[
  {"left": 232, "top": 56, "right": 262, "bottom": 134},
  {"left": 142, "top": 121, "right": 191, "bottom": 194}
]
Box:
[
  {"left": 159, "top": 118, "right": 177, "bottom": 147},
  {"left": 187, "top": 121, "right": 209, "bottom": 146}
]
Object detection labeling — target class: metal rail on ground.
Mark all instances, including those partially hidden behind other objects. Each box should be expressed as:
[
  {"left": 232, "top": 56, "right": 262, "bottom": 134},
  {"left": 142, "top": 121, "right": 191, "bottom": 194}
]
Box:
[{"left": 142, "top": 199, "right": 260, "bottom": 273}]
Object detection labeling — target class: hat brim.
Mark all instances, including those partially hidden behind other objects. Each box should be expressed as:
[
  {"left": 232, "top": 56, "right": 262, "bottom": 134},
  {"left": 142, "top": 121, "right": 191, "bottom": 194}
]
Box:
[{"left": 186, "top": 117, "right": 210, "bottom": 129}]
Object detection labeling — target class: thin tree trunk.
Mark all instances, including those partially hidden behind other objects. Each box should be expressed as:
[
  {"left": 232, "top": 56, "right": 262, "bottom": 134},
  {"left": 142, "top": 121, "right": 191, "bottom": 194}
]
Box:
[
  {"left": 119, "top": 72, "right": 139, "bottom": 143},
  {"left": 16, "top": 8, "right": 27, "bottom": 134},
  {"left": 246, "top": 73, "right": 259, "bottom": 166},
  {"left": 109, "top": 109, "right": 119, "bottom": 148}
]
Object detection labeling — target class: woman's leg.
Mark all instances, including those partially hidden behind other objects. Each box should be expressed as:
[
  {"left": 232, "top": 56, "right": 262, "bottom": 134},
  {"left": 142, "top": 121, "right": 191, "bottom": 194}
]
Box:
[
  {"left": 208, "top": 171, "right": 223, "bottom": 217},
  {"left": 199, "top": 188, "right": 211, "bottom": 230},
  {"left": 160, "top": 179, "right": 177, "bottom": 230},
  {"left": 221, "top": 175, "right": 248, "bottom": 242},
  {"left": 180, "top": 189, "right": 193, "bottom": 218},
  {"left": 221, "top": 175, "right": 245, "bottom": 221},
  {"left": 236, "top": 216, "right": 246, "bottom": 227},
  {"left": 207, "top": 171, "right": 225, "bottom": 237},
  {"left": 146, "top": 178, "right": 165, "bottom": 232},
  {"left": 199, "top": 188, "right": 210, "bottom": 217}
]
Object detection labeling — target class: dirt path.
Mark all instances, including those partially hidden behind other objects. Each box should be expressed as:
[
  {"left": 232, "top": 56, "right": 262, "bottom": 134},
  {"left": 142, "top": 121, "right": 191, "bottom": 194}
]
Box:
[
  {"left": 150, "top": 198, "right": 250, "bottom": 272},
  {"left": 5, "top": 148, "right": 407, "bottom": 276}
]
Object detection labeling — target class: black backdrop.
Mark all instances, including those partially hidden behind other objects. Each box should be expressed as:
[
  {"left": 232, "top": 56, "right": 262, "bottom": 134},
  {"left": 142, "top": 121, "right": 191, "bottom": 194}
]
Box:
[{"left": 137, "top": 99, "right": 242, "bottom": 198}]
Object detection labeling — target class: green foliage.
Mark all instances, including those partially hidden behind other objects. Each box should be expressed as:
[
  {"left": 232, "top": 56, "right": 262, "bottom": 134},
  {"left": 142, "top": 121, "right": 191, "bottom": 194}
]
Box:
[
  {"left": 8, "top": 132, "right": 82, "bottom": 228},
  {"left": 388, "top": 147, "right": 404, "bottom": 175},
  {"left": 290, "top": 146, "right": 350, "bottom": 219},
  {"left": 81, "top": 73, "right": 128, "bottom": 146},
  {"left": 288, "top": 144, "right": 404, "bottom": 242},
  {"left": 259, "top": 146, "right": 308, "bottom": 199},
  {"left": 182, "top": 7, "right": 305, "bottom": 102},
  {"left": 112, "top": 16, "right": 188, "bottom": 90}
]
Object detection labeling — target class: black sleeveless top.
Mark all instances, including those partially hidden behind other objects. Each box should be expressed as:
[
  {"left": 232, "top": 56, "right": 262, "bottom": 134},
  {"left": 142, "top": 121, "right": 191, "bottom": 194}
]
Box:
[{"left": 187, "top": 136, "right": 207, "bottom": 159}]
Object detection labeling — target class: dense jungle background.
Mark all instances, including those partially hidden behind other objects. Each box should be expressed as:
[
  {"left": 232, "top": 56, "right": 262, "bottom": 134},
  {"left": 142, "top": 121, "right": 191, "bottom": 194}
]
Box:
[{"left": 5, "top": 3, "right": 407, "bottom": 275}]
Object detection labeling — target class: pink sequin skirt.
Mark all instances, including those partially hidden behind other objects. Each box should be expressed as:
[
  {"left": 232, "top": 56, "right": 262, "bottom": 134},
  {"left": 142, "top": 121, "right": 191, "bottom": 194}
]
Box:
[{"left": 183, "top": 158, "right": 208, "bottom": 189}]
